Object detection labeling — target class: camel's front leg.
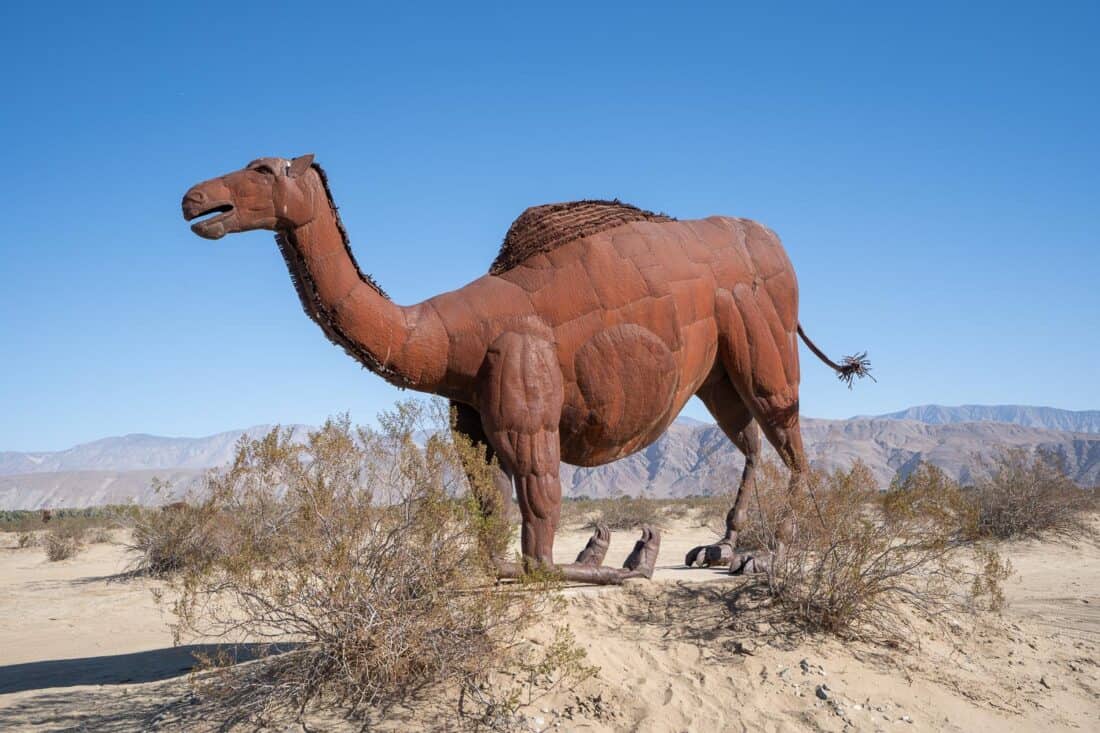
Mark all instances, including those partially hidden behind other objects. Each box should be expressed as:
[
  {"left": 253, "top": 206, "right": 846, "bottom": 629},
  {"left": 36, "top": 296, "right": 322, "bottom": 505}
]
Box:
[
  {"left": 477, "top": 331, "right": 565, "bottom": 568},
  {"left": 477, "top": 332, "right": 661, "bottom": 584}
]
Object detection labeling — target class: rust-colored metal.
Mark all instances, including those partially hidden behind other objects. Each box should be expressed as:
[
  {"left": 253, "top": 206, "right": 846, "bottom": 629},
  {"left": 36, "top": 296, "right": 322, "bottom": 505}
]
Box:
[{"left": 182, "top": 155, "right": 870, "bottom": 584}]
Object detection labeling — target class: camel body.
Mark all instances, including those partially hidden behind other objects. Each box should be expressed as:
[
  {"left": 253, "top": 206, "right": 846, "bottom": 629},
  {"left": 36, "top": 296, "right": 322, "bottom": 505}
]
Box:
[
  {"left": 422, "top": 216, "right": 796, "bottom": 468},
  {"left": 183, "top": 155, "right": 866, "bottom": 584}
]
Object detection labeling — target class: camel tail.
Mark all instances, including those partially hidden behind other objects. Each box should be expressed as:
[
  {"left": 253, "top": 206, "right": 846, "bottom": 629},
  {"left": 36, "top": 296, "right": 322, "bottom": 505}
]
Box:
[{"left": 797, "top": 324, "right": 875, "bottom": 389}]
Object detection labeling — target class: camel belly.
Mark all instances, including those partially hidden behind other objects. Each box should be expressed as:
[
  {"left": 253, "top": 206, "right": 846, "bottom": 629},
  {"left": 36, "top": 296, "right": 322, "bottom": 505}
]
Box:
[{"left": 557, "top": 323, "right": 709, "bottom": 466}]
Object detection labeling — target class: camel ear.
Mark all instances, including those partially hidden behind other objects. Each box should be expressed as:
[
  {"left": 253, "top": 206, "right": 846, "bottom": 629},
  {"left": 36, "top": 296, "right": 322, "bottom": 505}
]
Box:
[{"left": 288, "top": 154, "right": 315, "bottom": 177}]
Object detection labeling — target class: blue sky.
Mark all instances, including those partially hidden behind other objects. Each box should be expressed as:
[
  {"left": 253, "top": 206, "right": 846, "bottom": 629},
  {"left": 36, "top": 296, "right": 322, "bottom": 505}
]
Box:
[{"left": 1, "top": 2, "right": 1097, "bottom": 451}]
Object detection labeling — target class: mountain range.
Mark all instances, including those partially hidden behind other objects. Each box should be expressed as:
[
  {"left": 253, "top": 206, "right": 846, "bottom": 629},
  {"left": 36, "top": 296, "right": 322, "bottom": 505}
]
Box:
[
  {"left": 1, "top": 405, "right": 1097, "bottom": 509},
  {"left": 860, "top": 405, "right": 1100, "bottom": 433}
]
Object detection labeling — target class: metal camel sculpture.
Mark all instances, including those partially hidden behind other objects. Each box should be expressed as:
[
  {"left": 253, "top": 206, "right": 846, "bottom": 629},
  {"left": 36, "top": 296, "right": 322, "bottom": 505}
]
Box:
[{"left": 182, "top": 154, "right": 871, "bottom": 585}]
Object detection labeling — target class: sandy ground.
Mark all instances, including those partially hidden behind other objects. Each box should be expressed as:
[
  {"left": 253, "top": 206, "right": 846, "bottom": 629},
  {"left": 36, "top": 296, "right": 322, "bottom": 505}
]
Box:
[{"left": 0, "top": 522, "right": 1097, "bottom": 732}]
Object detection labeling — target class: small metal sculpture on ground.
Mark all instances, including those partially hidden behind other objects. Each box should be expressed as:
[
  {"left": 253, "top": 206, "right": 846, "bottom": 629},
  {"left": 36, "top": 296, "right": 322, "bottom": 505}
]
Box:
[{"left": 183, "top": 155, "right": 870, "bottom": 584}]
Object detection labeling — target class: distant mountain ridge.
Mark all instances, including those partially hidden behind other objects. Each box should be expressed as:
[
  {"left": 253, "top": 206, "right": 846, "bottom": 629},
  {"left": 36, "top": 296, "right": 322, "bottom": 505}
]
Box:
[
  {"left": 558, "top": 416, "right": 1100, "bottom": 500},
  {"left": 0, "top": 426, "right": 312, "bottom": 476},
  {"left": 865, "top": 404, "right": 1100, "bottom": 433},
  {"left": 1, "top": 406, "right": 1097, "bottom": 509},
  {"left": 0, "top": 469, "right": 209, "bottom": 512}
]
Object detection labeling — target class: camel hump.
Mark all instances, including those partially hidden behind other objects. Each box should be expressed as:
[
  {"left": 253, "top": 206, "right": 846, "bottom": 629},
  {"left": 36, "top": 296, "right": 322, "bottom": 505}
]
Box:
[{"left": 489, "top": 200, "right": 675, "bottom": 275}]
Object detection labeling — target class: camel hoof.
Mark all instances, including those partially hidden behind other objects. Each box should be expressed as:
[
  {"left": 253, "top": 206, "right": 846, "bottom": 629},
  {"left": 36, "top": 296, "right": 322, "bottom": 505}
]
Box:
[
  {"left": 684, "top": 542, "right": 733, "bottom": 567},
  {"left": 729, "top": 551, "right": 774, "bottom": 575},
  {"left": 623, "top": 525, "right": 661, "bottom": 578},
  {"left": 576, "top": 523, "right": 611, "bottom": 566}
]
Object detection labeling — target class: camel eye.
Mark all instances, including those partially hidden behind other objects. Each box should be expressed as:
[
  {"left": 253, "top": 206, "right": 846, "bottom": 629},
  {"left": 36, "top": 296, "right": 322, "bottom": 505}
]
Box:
[{"left": 252, "top": 164, "right": 276, "bottom": 176}]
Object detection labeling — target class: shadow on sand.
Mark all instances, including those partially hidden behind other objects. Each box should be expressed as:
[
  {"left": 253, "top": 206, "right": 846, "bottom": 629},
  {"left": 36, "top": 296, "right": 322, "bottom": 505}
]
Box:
[
  {"left": 0, "top": 644, "right": 304, "bottom": 732},
  {"left": 0, "top": 643, "right": 299, "bottom": 695},
  {"left": 618, "top": 576, "right": 811, "bottom": 656}
]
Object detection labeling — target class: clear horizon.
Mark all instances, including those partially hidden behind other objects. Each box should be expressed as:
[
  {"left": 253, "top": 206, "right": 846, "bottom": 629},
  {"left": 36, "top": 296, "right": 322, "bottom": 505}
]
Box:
[
  {"left": 2, "top": 2, "right": 1098, "bottom": 451},
  {"left": 7, "top": 402, "right": 1099, "bottom": 454}
]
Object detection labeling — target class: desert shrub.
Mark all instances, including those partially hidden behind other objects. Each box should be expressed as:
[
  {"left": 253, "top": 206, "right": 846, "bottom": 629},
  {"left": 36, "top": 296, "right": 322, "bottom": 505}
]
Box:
[
  {"left": 660, "top": 500, "right": 689, "bottom": 521},
  {"left": 558, "top": 497, "right": 594, "bottom": 527},
  {"left": 587, "top": 493, "right": 661, "bottom": 531},
  {"left": 44, "top": 524, "right": 85, "bottom": 561},
  {"left": 16, "top": 531, "right": 38, "bottom": 548},
  {"left": 87, "top": 527, "right": 114, "bottom": 544},
  {"left": 567, "top": 495, "right": 734, "bottom": 531},
  {"left": 714, "top": 462, "right": 793, "bottom": 552},
  {"left": 682, "top": 494, "right": 727, "bottom": 529},
  {"left": 0, "top": 510, "right": 53, "bottom": 533},
  {"left": 0, "top": 506, "right": 134, "bottom": 533},
  {"left": 459, "top": 625, "right": 598, "bottom": 730},
  {"left": 689, "top": 461, "right": 791, "bottom": 551},
  {"left": 969, "top": 448, "right": 1096, "bottom": 540},
  {"left": 739, "top": 461, "right": 1008, "bottom": 647},
  {"left": 658, "top": 495, "right": 716, "bottom": 524},
  {"left": 0, "top": 511, "right": 46, "bottom": 532},
  {"left": 125, "top": 490, "right": 228, "bottom": 577},
  {"left": 168, "top": 400, "right": 585, "bottom": 727}
]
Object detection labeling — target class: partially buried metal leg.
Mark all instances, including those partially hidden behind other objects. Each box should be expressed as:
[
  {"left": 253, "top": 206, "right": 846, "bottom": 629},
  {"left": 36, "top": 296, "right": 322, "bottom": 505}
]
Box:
[
  {"left": 575, "top": 523, "right": 611, "bottom": 566},
  {"left": 495, "top": 526, "right": 661, "bottom": 585},
  {"left": 623, "top": 525, "right": 661, "bottom": 574}
]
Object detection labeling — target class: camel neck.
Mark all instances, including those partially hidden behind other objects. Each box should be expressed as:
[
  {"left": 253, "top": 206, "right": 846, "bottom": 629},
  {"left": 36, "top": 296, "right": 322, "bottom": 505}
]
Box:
[{"left": 273, "top": 172, "right": 445, "bottom": 390}]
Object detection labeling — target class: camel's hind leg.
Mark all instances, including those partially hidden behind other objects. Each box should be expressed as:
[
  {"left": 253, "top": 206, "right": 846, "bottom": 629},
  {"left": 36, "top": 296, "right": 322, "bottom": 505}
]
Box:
[
  {"left": 684, "top": 375, "right": 761, "bottom": 567},
  {"left": 714, "top": 286, "right": 809, "bottom": 574}
]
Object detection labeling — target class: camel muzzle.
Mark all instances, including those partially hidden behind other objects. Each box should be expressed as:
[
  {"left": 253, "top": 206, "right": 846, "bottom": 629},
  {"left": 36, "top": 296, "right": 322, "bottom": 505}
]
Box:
[{"left": 182, "top": 185, "right": 235, "bottom": 240}]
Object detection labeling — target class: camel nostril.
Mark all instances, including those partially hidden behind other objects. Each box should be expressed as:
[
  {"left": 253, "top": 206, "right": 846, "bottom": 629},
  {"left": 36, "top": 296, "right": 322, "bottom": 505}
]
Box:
[{"left": 182, "top": 188, "right": 214, "bottom": 220}]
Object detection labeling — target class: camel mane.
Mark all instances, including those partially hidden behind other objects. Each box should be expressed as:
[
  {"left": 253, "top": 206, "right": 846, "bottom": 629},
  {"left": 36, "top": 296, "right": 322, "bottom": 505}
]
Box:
[
  {"left": 489, "top": 200, "right": 676, "bottom": 275},
  {"left": 274, "top": 163, "right": 412, "bottom": 386},
  {"left": 308, "top": 162, "right": 387, "bottom": 299}
]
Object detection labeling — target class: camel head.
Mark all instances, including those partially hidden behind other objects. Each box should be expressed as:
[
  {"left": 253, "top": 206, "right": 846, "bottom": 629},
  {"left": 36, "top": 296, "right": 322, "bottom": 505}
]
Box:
[{"left": 182, "top": 154, "right": 316, "bottom": 240}]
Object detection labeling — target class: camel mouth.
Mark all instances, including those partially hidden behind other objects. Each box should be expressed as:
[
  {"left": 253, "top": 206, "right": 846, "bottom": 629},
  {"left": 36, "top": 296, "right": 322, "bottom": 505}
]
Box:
[{"left": 186, "top": 203, "right": 234, "bottom": 239}]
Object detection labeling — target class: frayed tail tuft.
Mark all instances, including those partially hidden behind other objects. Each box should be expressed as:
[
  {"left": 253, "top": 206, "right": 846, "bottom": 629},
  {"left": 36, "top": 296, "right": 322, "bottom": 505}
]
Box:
[{"left": 837, "top": 352, "right": 875, "bottom": 389}]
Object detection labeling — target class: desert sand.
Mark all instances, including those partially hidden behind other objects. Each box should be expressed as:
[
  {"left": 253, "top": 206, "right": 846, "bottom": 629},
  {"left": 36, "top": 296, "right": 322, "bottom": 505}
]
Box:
[{"left": 0, "top": 521, "right": 1097, "bottom": 732}]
